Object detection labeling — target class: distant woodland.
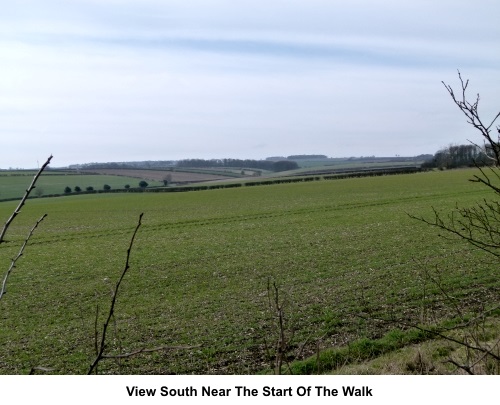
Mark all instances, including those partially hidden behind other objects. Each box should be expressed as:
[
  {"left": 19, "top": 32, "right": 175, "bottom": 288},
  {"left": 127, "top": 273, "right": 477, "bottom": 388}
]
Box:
[{"left": 422, "top": 144, "right": 492, "bottom": 169}]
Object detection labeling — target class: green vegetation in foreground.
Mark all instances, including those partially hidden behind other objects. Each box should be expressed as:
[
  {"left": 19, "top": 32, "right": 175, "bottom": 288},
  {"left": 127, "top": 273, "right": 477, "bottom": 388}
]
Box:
[
  {"left": 0, "top": 173, "right": 163, "bottom": 200},
  {"left": 285, "top": 314, "right": 500, "bottom": 375},
  {"left": 0, "top": 169, "right": 498, "bottom": 374},
  {"left": 283, "top": 327, "right": 434, "bottom": 375}
]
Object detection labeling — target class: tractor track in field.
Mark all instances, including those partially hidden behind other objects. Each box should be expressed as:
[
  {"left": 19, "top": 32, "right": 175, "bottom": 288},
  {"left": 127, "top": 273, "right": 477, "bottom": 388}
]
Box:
[{"left": 0, "top": 188, "right": 486, "bottom": 249}]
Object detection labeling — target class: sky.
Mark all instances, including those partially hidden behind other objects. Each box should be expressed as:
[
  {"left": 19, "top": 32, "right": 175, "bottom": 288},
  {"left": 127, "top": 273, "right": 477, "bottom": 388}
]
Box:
[{"left": 1, "top": 0, "right": 499, "bottom": 168}]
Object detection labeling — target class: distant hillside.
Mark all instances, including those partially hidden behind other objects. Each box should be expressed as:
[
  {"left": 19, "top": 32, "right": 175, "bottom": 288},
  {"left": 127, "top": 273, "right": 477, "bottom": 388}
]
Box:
[
  {"left": 65, "top": 155, "right": 432, "bottom": 171},
  {"left": 68, "top": 160, "right": 175, "bottom": 170},
  {"left": 266, "top": 154, "right": 328, "bottom": 161}
]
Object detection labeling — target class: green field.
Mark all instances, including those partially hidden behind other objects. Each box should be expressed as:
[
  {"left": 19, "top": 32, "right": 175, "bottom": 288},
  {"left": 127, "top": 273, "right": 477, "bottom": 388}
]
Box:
[
  {"left": 0, "top": 169, "right": 498, "bottom": 374},
  {"left": 0, "top": 172, "right": 163, "bottom": 201}
]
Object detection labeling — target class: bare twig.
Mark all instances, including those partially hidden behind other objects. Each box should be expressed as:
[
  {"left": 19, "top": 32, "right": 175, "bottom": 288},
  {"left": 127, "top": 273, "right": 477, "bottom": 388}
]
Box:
[
  {"left": 442, "top": 71, "right": 500, "bottom": 167},
  {"left": 316, "top": 340, "right": 321, "bottom": 374},
  {"left": 445, "top": 359, "right": 474, "bottom": 375},
  {"left": 88, "top": 213, "right": 144, "bottom": 374},
  {"left": 443, "top": 332, "right": 500, "bottom": 375},
  {"left": 0, "top": 214, "right": 47, "bottom": 300},
  {"left": 359, "top": 313, "right": 500, "bottom": 363},
  {"left": 417, "top": 262, "right": 464, "bottom": 321},
  {"left": 87, "top": 213, "right": 201, "bottom": 374},
  {"left": 0, "top": 155, "right": 52, "bottom": 245},
  {"left": 93, "top": 304, "right": 100, "bottom": 357},
  {"left": 409, "top": 200, "right": 500, "bottom": 259},
  {"left": 267, "top": 277, "right": 291, "bottom": 375},
  {"left": 0, "top": 156, "right": 51, "bottom": 375}
]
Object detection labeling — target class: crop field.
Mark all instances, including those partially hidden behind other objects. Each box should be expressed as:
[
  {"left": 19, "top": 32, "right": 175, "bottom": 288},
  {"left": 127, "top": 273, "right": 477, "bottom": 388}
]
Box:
[
  {"left": 0, "top": 169, "right": 499, "bottom": 374},
  {"left": 80, "top": 168, "right": 238, "bottom": 183}
]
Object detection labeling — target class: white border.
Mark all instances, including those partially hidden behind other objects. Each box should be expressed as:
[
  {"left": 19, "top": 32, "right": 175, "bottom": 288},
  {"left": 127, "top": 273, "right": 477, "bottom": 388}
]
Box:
[{"left": 1, "top": 375, "right": 495, "bottom": 404}]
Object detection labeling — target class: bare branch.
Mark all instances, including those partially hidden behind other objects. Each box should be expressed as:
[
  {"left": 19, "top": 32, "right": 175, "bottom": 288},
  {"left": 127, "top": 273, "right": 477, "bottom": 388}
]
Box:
[
  {"left": 267, "top": 278, "right": 292, "bottom": 375},
  {"left": 88, "top": 212, "right": 144, "bottom": 374},
  {"left": 87, "top": 213, "right": 201, "bottom": 374},
  {"left": 409, "top": 189, "right": 500, "bottom": 259},
  {"left": 0, "top": 214, "right": 47, "bottom": 300},
  {"left": 94, "top": 304, "right": 99, "bottom": 357},
  {"left": 469, "top": 165, "right": 500, "bottom": 195},
  {"left": 445, "top": 359, "right": 475, "bottom": 375},
  {"left": 359, "top": 313, "right": 500, "bottom": 362},
  {"left": 442, "top": 72, "right": 500, "bottom": 166},
  {"left": 404, "top": 72, "right": 500, "bottom": 374},
  {"left": 0, "top": 155, "right": 52, "bottom": 245}
]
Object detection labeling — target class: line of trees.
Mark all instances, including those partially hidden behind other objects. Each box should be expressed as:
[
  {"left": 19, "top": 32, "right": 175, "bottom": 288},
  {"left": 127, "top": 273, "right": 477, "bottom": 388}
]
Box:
[
  {"left": 286, "top": 154, "right": 328, "bottom": 160},
  {"left": 175, "top": 158, "right": 299, "bottom": 172},
  {"left": 64, "top": 185, "right": 111, "bottom": 193},
  {"left": 422, "top": 143, "right": 491, "bottom": 169},
  {"left": 63, "top": 181, "right": 149, "bottom": 194},
  {"left": 69, "top": 160, "right": 175, "bottom": 170}
]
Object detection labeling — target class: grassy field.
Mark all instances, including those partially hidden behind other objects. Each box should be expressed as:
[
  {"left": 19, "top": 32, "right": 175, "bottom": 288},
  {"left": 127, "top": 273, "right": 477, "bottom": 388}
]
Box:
[
  {"left": 80, "top": 168, "right": 240, "bottom": 182},
  {"left": 0, "top": 168, "right": 498, "bottom": 374},
  {"left": 0, "top": 172, "right": 164, "bottom": 200}
]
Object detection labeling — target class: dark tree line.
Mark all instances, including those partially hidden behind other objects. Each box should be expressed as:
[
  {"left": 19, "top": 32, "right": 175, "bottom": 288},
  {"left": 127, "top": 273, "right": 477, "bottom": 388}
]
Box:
[
  {"left": 175, "top": 158, "right": 299, "bottom": 172},
  {"left": 422, "top": 143, "right": 490, "bottom": 169},
  {"left": 286, "top": 154, "right": 328, "bottom": 160},
  {"left": 69, "top": 161, "right": 176, "bottom": 170}
]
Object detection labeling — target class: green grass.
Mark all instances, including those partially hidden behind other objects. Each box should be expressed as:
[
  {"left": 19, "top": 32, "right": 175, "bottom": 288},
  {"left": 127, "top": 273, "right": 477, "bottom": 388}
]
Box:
[
  {"left": 0, "top": 168, "right": 498, "bottom": 374},
  {"left": 286, "top": 327, "right": 434, "bottom": 375}
]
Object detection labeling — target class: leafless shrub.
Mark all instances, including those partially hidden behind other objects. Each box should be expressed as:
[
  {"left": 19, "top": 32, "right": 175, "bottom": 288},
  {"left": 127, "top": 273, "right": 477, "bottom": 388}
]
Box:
[
  {"left": 263, "top": 278, "right": 307, "bottom": 375},
  {"left": 406, "top": 71, "right": 500, "bottom": 374}
]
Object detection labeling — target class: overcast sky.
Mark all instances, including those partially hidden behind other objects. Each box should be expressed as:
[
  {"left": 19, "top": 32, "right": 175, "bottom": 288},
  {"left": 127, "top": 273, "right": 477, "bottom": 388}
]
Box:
[{"left": 1, "top": 0, "right": 499, "bottom": 168}]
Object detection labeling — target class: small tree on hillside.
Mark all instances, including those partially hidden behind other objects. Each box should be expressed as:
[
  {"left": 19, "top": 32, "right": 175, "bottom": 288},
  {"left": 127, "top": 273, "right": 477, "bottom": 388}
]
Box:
[
  {"left": 139, "top": 180, "right": 148, "bottom": 189},
  {"left": 162, "top": 174, "right": 172, "bottom": 186}
]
